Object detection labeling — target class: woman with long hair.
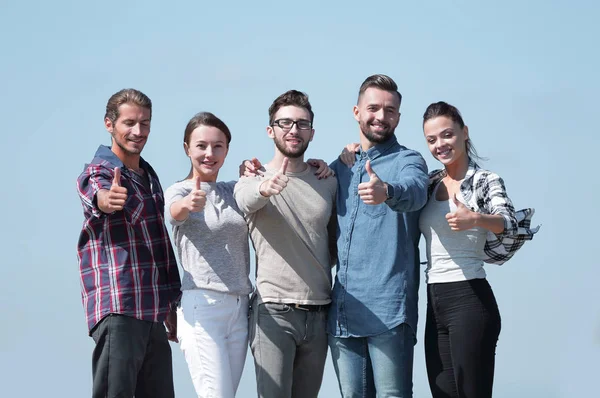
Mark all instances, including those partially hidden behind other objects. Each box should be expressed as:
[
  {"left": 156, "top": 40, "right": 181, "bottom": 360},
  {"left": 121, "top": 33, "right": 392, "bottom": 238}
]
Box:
[
  {"left": 419, "top": 101, "right": 531, "bottom": 398},
  {"left": 164, "top": 112, "right": 252, "bottom": 398}
]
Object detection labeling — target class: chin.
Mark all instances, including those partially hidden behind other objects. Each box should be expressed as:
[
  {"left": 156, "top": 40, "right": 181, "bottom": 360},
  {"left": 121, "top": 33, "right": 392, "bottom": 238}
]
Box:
[{"left": 127, "top": 148, "right": 143, "bottom": 155}]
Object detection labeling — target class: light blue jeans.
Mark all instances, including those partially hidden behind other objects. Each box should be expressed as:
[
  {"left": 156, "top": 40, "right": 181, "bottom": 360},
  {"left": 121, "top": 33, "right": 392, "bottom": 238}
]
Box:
[{"left": 329, "top": 323, "right": 415, "bottom": 398}]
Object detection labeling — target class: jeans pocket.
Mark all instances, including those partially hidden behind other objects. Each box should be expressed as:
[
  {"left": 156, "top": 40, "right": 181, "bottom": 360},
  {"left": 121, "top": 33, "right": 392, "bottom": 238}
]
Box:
[{"left": 193, "top": 290, "right": 226, "bottom": 309}]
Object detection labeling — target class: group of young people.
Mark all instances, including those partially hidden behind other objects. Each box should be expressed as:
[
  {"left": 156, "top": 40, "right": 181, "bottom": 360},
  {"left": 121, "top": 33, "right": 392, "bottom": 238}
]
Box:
[{"left": 76, "top": 74, "right": 538, "bottom": 398}]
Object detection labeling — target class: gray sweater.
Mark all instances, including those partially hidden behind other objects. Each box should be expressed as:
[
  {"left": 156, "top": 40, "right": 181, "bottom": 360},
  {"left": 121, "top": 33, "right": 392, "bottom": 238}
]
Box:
[
  {"left": 234, "top": 165, "right": 337, "bottom": 305},
  {"left": 165, "top": 179, "right": 252, "bottom": 296}
]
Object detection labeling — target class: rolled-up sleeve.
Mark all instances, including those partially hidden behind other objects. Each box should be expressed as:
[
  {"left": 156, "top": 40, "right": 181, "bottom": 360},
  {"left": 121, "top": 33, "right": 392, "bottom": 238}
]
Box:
[
  {"left": 76, "top": 165, "right": 113, "bottom": 218},
  {"left": 485, "top": 173, "right": 518, "bottom": 236}
]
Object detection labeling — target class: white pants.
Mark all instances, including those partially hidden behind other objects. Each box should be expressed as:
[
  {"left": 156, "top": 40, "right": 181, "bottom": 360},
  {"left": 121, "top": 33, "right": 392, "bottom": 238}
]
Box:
[{"left": 177, "top": 289, "right": 249, "bottom": 398}]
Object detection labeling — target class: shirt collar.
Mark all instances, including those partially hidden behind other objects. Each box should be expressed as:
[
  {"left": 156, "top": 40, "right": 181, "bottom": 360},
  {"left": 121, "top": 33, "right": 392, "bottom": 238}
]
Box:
[
  {"left": 464, "top": 158, "right": 480, "bottom": 180},
  {"left": 359, "top": 135, "right": 398, "bottom": 161},
  {"left": 93, "top": 145, "right": 150, "bottom": 171}
]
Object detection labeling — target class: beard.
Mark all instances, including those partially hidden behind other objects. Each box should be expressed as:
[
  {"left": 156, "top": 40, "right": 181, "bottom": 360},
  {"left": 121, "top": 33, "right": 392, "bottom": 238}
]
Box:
[
  {"left": 274, "top": 136, "right": 310, "bottom": 159},
  {"left": 359, "top": 120, "right": 396, "bottom": 144},
  {"left": 112, "top": 133, "right": 145, "bottom": 155}
]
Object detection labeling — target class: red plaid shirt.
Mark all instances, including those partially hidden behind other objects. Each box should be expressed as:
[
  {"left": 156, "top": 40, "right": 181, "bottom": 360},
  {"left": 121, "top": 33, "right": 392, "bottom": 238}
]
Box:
[{"left": 76, "top": 145, "right": 181, "bottom": 333}]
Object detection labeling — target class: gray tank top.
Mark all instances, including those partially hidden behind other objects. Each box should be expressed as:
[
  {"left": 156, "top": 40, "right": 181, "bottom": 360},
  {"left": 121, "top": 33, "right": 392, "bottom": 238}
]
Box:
[{"left": 419, "top": 181, "right": 487, "bottom": 284}]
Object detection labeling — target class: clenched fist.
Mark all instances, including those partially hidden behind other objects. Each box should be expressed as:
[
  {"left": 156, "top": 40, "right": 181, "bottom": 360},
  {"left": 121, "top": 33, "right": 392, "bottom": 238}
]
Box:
[
  {"left": 259, "top": 158, "right": 289, "bottom": 197},
  {"left": 357, "top": 160, "right": 388, "bottom": 205}
]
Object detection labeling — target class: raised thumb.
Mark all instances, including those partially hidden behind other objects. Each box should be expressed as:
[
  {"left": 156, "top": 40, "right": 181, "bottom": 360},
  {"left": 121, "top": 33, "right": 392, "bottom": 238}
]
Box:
[
  {"left": 280, "top": 157, "right": 289, "bottom": 175},
  {"left": 112, "top": 167, "right": 121, "bottom": 187},
  {"left": 365, "top": 160, "right": 377, "bottom": 180}
]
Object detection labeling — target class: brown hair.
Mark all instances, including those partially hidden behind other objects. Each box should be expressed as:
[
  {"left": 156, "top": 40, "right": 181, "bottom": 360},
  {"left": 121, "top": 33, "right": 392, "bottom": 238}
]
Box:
[
  {"left": 268, "top": 90, "right": 314, "bottom": 125},
  {"left": 183, "top": 112, "right": 232, "bottom": 146},
  {"left": 423, "top": 101, "right": 484, "bottom": 161},
  {"left": 104, "top": 88, "right": 152, "bottom": 123},
  {"left": 357, "top": 74, "right": 402, "bottom": 105},
  {"left": 182, "top": 112, "right": 232, "bottom": 179}
]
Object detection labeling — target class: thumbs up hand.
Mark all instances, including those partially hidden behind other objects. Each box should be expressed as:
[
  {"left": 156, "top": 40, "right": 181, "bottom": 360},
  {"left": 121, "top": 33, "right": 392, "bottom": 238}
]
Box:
[
  {"left": 259, "top": 157, "right": 290, "bottom": 197},
  {"left": 98, "top": 167, "right": 128, "bottom": 213},
  {"left": 240, "top": 157, "right": 265, "bottom": 178},
  {"left": 185, "top": 176, "right": 207, "bottom": 213},
  {"left": 445, "top": 193, "right": 477, "bottom": 231},
  {"left": 357, "top": 160, "right": 388, "bottom": 205}
]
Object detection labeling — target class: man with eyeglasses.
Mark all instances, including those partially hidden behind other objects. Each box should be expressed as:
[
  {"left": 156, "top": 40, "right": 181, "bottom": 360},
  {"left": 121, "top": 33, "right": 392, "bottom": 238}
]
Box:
[{"left": 234, "top": 90, "right": 337, "bottom": 398}]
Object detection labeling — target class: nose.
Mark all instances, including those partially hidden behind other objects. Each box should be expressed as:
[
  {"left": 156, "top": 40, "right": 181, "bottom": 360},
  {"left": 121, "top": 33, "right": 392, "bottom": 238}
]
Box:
[
  {"left": 131, "top": 123, "right": 141, "bottom": 135},
  {"left": 204, "top": 146, "right": 214, "bottom": 158},
  {"left": 374, "top": 108, "right": 385, "bottom": 120}
]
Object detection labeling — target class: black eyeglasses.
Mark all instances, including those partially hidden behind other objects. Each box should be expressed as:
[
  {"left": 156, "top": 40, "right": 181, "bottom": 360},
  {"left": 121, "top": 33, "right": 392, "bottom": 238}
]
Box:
[{"left": 271, "top": 118, "right": 312, "bottom": 131}]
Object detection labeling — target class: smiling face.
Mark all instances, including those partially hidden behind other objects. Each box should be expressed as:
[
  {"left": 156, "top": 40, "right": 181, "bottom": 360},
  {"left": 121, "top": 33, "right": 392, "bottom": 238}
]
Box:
[
  {"left": 105, "top": 103, "right": 151, "bottom": 161},
  {"left": 423, "top": 115, "right": 469, "bottom": 167},
  {"left": 184, "top": 125, "right": 229, "bottom": 182},
  {"left": 354, "top": 87, "right": 400, "bottom": 145},
  {"left": 267, "top": 105, "right": 314, "bottom": 159}
]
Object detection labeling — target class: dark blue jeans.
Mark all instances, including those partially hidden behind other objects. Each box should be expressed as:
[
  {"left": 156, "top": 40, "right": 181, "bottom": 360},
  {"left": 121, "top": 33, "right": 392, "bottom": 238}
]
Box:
[{"left": 425, "top": 279, "right": 501, "bottom": 398}]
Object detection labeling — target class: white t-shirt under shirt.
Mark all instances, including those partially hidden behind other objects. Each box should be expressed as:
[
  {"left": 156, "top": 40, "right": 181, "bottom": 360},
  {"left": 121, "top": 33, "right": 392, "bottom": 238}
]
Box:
[
  {"left": 419, "top": 181, "right": 487, "bottom": 284},
  {"left": 164, "top": 179, "right": 252, "bottom": 296}
]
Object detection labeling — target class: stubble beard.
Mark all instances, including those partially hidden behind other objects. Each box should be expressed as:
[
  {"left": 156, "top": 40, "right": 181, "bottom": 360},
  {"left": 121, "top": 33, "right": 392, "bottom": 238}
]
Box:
[
  {"left": 360, "top": 120, "right": 396, "bottom": 144},
  {"left": 112, "top": 132, "right": 144, "bottom": 156},
  {"left": 274, "top": 136, "right": 309, "bottom": 159}
]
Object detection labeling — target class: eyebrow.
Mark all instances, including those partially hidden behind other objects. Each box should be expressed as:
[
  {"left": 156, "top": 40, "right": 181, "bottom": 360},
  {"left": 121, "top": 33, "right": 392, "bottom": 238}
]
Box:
[
  {"left": 426, "top": 128, "right": 454, "bottom": 138},
  {"left": 123, "top": 118, "right": 150, "bottom": 123},
  {"left": 194, "top": 139, "right": 226, "bottom": 144}
]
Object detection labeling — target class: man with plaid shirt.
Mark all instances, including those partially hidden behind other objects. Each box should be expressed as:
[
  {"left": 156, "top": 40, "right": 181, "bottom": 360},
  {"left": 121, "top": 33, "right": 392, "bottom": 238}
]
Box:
[{"left": 76, "top": 88, "right": 181, "bottom": 398}]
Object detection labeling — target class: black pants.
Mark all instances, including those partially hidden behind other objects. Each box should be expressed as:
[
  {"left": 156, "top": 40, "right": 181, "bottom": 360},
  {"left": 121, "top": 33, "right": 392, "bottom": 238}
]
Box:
[
  {"left": 425, "top": 279, "right": 501, "bottom": 398},
  {"left": 91, "top": 314, "right": 174, "bottom": 398}
]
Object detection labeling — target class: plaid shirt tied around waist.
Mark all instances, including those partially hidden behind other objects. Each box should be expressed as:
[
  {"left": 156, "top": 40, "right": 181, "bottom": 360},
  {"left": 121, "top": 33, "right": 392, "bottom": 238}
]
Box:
[
  {"left": 76, "top": 145, "right": 181, "bottom": 333},
  {"left": 428, "top": 160, "right": 540, "bottom": 265}
]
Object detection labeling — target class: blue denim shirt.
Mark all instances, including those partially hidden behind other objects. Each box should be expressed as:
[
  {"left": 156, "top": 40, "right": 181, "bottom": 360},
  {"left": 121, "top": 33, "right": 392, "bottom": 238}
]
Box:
[{"left": 328, "top": 135, "right": 428, "bottom": 337}]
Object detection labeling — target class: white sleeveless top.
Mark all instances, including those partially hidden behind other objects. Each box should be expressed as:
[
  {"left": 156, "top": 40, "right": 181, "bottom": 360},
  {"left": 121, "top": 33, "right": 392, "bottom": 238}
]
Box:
[{"left": 419, "top": 181, "right": 487, "bottom": 284}]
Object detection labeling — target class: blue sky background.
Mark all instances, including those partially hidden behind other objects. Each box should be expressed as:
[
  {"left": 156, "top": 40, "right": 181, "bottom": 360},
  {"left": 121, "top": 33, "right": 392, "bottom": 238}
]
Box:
[{"left": 1, "top": 1, "right": 598, "bottom": 396}]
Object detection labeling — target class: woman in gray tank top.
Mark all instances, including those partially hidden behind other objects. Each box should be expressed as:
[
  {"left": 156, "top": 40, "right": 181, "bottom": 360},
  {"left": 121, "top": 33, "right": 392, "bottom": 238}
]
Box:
[{"left": 419, "top": 102, "right": 518, "bottom": 398}]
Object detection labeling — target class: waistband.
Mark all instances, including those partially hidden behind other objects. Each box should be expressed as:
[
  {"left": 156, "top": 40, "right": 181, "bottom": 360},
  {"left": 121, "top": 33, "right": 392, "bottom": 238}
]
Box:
[{"left": 289, "top": 303, "right": 329, "bottom": 312}]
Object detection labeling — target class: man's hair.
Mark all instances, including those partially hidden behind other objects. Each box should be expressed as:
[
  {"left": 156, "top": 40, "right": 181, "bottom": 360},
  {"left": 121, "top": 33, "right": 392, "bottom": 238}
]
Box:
[
  {"left": 268, "top": 90, "right": 314, "bottom": 125},
  {"left": 104, "top": 88, "right": 152, "bottom": 123},
  {"left": 183, "top": 111, "right": 232, "bottom": 147},
  {"left": 357, "top": 74, "right": 402, "bottom": 106}
]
